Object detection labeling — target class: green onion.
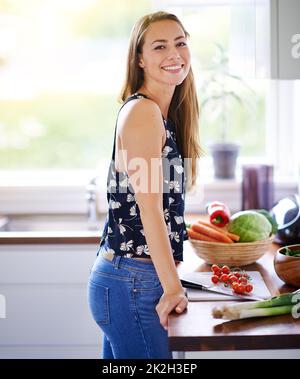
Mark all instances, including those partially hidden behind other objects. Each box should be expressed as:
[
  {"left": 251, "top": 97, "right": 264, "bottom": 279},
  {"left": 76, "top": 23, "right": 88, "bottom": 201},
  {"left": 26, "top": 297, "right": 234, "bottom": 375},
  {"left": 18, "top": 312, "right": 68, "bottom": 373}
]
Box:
[
  {"left": 221, "top": 305, "right": 293, "bottom": 320},
  {"left": 212, "top": 291, "right": 299, "bottom": 320}
]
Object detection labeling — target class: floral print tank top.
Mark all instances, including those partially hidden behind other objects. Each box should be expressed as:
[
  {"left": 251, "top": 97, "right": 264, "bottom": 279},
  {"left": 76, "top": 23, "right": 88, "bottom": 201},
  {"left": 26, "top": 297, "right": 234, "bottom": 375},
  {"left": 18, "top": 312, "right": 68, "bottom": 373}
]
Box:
[{"left": 98, "top": 93, "right": 188, "bottom": 261}]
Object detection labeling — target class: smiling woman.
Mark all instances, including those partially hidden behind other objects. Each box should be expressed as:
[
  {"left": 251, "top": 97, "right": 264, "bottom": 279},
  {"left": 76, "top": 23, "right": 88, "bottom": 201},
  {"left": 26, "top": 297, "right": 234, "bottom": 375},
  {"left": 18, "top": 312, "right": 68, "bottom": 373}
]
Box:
[
  {"left": 138, "top": 22, "right": 191, "bottom": 97},
  {"left": 87, "top": 10, "right": 201, "bottom": 359},
  {"left": 120, "top": 14, "right": 201, "bottom": 190}
]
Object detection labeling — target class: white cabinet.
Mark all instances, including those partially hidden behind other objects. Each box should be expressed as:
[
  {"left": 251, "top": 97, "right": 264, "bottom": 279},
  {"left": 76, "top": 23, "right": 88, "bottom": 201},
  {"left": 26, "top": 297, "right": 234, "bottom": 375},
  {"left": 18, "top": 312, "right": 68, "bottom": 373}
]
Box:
[
  {"left": 271, "top": 0, "right": 300, "bottom": 79},
  {"left": 0, "top": 244, "right": 102, "bottom": 359},
  {"left": 229, "top": 0, "right": 300, "bottom": 79}
]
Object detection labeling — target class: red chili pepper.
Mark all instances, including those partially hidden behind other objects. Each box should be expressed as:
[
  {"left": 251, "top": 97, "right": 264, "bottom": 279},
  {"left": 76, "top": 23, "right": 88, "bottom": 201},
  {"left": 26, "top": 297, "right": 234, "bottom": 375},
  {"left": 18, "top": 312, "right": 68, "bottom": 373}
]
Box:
[{"left": 206, "top": 201, "right": 230, "bottom": 227}]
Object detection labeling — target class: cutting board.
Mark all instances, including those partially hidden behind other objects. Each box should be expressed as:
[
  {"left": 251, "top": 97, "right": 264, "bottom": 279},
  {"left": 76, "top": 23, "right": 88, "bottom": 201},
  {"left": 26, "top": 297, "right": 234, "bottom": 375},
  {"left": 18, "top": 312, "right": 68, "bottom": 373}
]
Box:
[{"left": 180, "top": 271, "right": 271, "bottom": 301}]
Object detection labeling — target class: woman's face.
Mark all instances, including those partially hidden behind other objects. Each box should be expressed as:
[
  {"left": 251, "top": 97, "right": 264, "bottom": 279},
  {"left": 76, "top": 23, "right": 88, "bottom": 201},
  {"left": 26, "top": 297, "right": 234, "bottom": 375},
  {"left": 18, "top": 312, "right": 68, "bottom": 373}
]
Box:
[{"left": 139, "top": 20, "right": 191, "bottom": 88}]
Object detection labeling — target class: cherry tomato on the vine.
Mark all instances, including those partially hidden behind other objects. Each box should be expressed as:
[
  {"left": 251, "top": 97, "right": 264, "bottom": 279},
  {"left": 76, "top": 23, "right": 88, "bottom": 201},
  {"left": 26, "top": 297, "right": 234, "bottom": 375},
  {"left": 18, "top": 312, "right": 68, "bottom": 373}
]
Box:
[
  {"left": 220, "top": 274, "right": 229, "bottom": 283},
  {"left": 238, "top": 277, "right": 248, "bottom": 285},
  {"left": 211, "top": 264, "right": 220, "bottom": 273},
  {"left": 237, "top": 284, "right": 246, "bottom": 293},
  {"left": 232, "top": 282, "right": 240, "bottom": 292},
  {"left": 229, "top": 275, "right": 238, "bottom": 283},
  {"left": 210, "top": 265, "right": 254, "bottom": 295},
  {"left": 221, "top": 265, "right": 230, "bottom": 275},
  {"left": 245, "top": 284, "right": 253, "bottom": 293}
]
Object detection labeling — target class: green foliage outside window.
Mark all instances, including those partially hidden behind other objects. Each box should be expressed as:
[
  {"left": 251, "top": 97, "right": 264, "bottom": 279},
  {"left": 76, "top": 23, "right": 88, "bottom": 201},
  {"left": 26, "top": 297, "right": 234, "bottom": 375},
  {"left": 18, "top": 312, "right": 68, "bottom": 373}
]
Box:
[{"left": 0, "top": 2, "right": 266, "bottom": 170}]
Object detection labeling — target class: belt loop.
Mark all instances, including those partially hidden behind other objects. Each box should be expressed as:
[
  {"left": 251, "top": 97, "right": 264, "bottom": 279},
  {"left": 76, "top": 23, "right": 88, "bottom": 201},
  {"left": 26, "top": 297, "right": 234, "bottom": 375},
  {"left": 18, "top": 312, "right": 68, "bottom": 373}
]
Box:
[{"left": 113, "top": 255, "right": 122, "bottom": 269}]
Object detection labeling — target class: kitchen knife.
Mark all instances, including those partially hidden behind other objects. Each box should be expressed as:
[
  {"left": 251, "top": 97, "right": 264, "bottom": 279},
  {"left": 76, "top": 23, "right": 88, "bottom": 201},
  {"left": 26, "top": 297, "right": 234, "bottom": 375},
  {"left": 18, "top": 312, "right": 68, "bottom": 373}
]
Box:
[{"left": 180, "top": 279, "right": 264, "bottom": 301}]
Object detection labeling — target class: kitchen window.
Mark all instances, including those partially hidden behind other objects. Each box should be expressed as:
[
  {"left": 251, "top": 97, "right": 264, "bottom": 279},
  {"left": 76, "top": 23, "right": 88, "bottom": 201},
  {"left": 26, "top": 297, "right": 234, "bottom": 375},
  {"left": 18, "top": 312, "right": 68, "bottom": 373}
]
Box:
[{"left": 0, "top": 0, "right": 299, "bottom": 215}]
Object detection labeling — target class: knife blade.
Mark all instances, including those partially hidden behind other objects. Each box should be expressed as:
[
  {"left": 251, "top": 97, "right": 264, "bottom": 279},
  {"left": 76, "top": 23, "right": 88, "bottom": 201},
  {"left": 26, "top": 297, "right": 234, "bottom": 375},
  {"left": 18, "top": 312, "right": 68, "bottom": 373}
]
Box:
[{"left": 180, "top": 279, "right": 264, "bottom": 301}]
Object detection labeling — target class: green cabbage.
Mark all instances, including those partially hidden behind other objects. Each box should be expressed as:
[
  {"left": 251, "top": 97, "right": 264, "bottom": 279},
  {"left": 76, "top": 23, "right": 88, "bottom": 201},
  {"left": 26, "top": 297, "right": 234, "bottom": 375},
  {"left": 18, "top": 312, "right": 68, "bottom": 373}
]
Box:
[
  {"left": 250, "top": 209, "right": 278, "bottom": 234},
  {"left": 228, "top": 211, "right": 272, "bottom": 242}
]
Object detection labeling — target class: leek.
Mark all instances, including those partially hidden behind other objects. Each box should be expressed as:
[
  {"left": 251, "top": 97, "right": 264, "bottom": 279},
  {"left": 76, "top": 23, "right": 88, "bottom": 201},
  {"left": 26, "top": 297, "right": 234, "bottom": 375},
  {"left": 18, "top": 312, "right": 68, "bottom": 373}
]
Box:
[
  {"left": 222, "top": 305, "right": 293, "bottom": 320},
  {"left": 212, "top": 290, "right": 299, "bottom": 320}
]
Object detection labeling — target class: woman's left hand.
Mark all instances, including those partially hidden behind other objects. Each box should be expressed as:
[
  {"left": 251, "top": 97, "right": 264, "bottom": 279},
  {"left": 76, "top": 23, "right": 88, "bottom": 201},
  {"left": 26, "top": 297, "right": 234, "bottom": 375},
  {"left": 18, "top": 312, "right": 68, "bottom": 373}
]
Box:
[{"left": 155, "top": 290, "right": 188, "bottom": 330}]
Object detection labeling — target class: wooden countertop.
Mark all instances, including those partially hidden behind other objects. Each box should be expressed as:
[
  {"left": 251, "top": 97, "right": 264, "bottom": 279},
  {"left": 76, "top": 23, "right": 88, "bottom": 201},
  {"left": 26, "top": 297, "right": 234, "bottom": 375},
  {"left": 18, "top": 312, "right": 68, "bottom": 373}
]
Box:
[{"left": 169, "top": 241, "right": 300, "bottom": 351}]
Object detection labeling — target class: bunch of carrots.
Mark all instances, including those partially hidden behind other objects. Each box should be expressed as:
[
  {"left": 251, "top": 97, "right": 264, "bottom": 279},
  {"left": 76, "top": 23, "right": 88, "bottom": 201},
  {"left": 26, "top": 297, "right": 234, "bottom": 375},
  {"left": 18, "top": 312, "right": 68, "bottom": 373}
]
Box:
[{"left": 186, "top": 221, "right": 240, "bottom": 244}]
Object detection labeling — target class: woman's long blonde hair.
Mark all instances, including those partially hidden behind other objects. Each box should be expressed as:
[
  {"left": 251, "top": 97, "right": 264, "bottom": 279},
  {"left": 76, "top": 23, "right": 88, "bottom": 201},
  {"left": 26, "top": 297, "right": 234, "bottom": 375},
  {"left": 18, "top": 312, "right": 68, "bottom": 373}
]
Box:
[{"left": 119, "top": 11, "right": 201, "bottom": 191}]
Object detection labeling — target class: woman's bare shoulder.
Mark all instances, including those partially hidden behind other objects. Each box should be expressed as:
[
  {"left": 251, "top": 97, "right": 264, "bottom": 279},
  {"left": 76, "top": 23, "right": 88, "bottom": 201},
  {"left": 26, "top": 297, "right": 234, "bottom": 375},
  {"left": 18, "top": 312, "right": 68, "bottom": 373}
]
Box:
[{"left": 118, "top": 97, "right": 163, "bottom": 134}]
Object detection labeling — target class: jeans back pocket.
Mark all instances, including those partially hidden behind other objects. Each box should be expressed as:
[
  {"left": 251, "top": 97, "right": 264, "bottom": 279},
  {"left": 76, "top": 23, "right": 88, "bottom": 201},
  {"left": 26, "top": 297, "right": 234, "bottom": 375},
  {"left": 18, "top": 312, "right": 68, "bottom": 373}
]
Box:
[{"left": 87, "top": 280, "right": 110, "bottom": 325}]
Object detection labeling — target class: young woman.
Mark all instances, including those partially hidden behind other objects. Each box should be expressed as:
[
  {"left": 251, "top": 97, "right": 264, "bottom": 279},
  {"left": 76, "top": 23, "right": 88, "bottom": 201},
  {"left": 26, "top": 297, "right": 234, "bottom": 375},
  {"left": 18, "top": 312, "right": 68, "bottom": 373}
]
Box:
[{"left": 87, "top": 11, "right": 201, "bottom": 359}]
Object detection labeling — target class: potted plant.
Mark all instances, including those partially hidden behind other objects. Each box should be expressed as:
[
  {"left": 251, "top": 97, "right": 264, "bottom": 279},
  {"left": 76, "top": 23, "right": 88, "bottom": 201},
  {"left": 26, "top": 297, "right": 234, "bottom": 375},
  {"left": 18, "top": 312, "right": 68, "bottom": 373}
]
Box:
[{"left": 200, "top": 43, "right": 255, "bottom": 179}]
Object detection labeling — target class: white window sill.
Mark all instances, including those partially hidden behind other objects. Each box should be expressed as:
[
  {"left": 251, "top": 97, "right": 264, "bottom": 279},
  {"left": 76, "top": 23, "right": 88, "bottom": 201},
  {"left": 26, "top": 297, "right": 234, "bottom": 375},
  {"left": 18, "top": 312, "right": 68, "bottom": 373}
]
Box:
[{"left": 0, "top": 166, "right": 298, "bottom": 216}]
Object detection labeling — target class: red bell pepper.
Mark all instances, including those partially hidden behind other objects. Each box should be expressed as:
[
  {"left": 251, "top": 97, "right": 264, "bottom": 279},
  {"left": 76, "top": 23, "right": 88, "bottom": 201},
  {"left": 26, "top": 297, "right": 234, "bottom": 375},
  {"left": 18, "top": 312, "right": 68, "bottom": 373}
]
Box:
[{"left": 206, "top": 201, "right": 230, "bottom": 227}]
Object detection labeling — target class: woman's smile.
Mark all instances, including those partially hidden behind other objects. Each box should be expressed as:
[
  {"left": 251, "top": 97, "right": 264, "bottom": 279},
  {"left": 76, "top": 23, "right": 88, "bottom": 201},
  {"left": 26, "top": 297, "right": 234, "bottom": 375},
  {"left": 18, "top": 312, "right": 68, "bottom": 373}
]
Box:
[{"left": 161, "top": 64, "right": 184, "bottom": 74}]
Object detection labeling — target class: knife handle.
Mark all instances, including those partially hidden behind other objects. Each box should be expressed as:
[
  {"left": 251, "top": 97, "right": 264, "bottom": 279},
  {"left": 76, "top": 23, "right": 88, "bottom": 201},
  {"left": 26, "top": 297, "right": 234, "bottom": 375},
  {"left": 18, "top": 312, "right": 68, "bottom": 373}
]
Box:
[{"left": 180, "top": 279, "right": 204, "bottom": 290}]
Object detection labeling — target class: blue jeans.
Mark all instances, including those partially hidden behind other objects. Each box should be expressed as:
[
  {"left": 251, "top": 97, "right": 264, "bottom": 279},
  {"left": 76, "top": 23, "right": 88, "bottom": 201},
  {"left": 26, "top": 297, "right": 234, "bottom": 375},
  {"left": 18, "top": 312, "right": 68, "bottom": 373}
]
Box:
[{"left": 87, "top": 249, "right": 173, "bottom": 359}]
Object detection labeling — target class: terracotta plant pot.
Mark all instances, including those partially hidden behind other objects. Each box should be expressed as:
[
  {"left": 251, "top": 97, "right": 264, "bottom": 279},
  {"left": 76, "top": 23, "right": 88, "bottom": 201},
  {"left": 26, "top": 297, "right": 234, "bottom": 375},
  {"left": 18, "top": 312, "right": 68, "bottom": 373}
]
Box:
[{"left": 210, "top": 143, "right": 240, "bottom": 179}]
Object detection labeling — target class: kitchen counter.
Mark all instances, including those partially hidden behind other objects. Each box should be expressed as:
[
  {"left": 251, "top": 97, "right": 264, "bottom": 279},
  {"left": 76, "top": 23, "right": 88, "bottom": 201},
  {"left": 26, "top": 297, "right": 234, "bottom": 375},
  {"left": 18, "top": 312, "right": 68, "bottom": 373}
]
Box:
[
  {"left": 0, "top": 214, "right": 104, "bottom": 244},
  {"left": 0, "top": 231, "right": 101, "bottom": 245},
  {"left": 0, "top": 212, "right": 202, "bottom": 245},
  {"left": 169, "top": 241, "right": 300, "bottom": 354}
]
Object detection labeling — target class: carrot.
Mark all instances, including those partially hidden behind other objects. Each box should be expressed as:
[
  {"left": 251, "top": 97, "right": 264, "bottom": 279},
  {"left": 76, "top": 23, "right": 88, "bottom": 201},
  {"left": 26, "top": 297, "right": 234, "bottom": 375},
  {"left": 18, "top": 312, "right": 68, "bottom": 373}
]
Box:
[
  {"left": 187, "top": 228, "right": 220, "bottom": 242},
  {"left": 191, "top": 222, "right": 233, "bottom": 243},
  {"left": 197, "top": 220, "right": 240, "bottom": 242},
  {"left": 223, "top": 231, "right": 240, "bottom": 242}
]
